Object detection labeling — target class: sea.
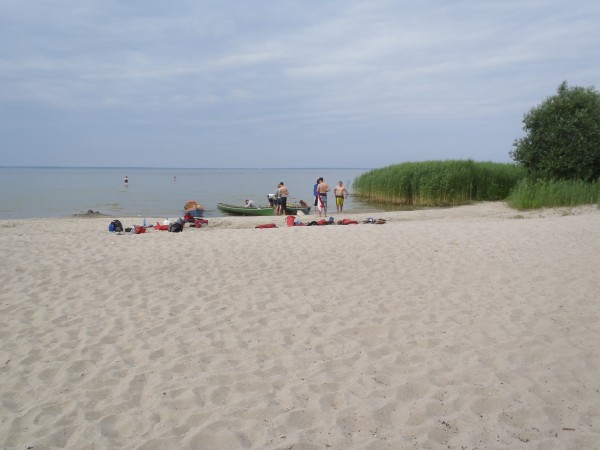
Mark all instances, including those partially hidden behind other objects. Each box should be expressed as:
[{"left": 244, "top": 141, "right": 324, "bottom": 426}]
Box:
[{"left": 0, "top": 167, "right": 383, "bottom": 220}]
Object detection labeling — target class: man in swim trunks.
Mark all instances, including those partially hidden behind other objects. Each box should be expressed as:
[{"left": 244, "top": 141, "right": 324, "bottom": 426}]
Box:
[
  {"left": 316, "top": 178, "right": 330, "bottom": 216},
  {"left": 277, "top": 182, "right": 289, "bottom": 215},
  {"left": 334, "top": 181, "right": 349, "bottom": 213}
]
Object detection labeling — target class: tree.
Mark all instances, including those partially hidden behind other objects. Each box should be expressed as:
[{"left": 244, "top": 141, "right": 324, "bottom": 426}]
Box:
[{"left": 510, "top": 81, "right": 600, "bottom": 181}]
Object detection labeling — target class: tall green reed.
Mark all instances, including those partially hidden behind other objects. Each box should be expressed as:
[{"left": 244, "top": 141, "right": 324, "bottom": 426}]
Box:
[
  {"left": 353, "top": 160, "right": 526, "bottom": 207},
  {"left": 506, "top": 178, "right": 600, "bottom": 209}
]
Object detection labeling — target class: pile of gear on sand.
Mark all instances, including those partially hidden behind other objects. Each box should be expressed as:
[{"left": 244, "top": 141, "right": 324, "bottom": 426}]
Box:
[
  {"left": 255, "top": 216, "right": 386, "bottom": 228},
  {"left": 108, "top": 215, "right": 208, "bottom": 235}
]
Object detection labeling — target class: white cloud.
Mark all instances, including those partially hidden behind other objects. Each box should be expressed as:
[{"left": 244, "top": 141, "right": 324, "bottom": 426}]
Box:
[{"left": 1, "top": 0, "right": 599, "bottom": 167}]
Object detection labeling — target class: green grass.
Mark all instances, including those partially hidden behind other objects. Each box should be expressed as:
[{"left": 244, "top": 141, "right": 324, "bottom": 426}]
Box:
[
  {"left": 506, "top": 178, "right": 600, "bottom": 210},
  {"left": 353, "top": 160, "right": 526, "bottom": 207}
]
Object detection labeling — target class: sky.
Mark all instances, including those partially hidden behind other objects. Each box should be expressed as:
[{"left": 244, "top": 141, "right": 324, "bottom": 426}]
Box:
[{"left": 1, "top": 0, "right": 599, "bottom": 169}]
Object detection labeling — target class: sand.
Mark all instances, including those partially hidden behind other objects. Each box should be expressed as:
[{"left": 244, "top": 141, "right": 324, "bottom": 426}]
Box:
[{"left": 1, "top": 202, "right": 599, "bottom": 449}]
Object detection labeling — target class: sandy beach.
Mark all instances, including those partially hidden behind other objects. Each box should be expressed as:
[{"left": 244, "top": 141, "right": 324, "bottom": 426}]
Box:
[{"left": 1, "top": 202, "right": 599, "bottom": 449}]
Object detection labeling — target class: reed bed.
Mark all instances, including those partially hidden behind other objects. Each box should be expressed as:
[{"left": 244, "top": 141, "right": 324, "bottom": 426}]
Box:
[
  {"left": 506, "top": 178, "right": 600, "bottom": 210},
  {"left": 353, "top": 160, "right": 526, "bottom": 207}
]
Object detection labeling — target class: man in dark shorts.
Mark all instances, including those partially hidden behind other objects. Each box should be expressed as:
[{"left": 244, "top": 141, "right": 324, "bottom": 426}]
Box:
[
  {"left": 278, "top": 181, "right": 289, "bottom": 215},
  {"left": 274, "top": 183, "right": 282, "bottom": 213}
]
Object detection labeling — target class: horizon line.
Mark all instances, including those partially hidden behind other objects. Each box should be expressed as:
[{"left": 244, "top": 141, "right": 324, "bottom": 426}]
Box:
[{"left": 0, "top": 165, "right": 374, "bottom": 170}]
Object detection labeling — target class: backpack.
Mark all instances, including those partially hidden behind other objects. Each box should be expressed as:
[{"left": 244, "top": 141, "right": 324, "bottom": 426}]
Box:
[
  {"left": 169, "top": 222, "right": 184, "bottom": 233},
  {"left": 109, "top": 219, "right": 123, "bottom": 232}
]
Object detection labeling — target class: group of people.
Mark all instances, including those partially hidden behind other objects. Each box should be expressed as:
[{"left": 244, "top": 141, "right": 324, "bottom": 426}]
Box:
[
  {"left": 268, "top": 182, "right": 290, "bottom": 215},
  {"left": 247, "top": 181, "right": 289, "bottom": 215},
  {"left": 255, "top": 177, "right": 349, "bottom": 216},
  {"left": 244, "top": 178, "right": 350, "bottom": 216},
  {"left": 124, "top": 174, "right": 348, "bottom": 215},
  {"left": 314, "top": 178, "right": 349, "bottom": 216}
]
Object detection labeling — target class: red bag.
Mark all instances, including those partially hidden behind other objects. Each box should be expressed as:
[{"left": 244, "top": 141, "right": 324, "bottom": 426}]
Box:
[
  {"left": 155, "top": 223, "right": 169, "bottom": 231},
  {"left": 135, "top": 226, "right": 146, "bottom": 234},
  {"left": 255, "top": 223, "right": 277, "bottom": 229},
  {"left": 286, "top": 216, "right": 296, "bottom": 227}
]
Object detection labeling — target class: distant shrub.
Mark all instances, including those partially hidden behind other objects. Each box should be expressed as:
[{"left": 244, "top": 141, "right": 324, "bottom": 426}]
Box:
[{"left": 511, "top": 81, "right": 600, "bottom": 181}]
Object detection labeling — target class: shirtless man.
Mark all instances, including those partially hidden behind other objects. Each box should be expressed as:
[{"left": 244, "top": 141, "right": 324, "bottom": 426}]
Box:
[
  {"left": 316, "top": 178, "right": 330, "bottom": 216},
  {"left": 277, "top": 182, "right": 289, "bottom": 215},
  {"left": 334, "top": 181, "right": 349, "bottom": 213}
]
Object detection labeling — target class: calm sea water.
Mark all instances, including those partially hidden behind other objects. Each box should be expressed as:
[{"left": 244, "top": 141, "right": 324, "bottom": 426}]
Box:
[{"left": 0, "top": 167, "right": 379, "bottom": 220}]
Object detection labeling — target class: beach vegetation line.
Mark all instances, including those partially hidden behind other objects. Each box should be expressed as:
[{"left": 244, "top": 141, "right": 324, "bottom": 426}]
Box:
[
  {"left": 352, "top": 160, "right": 525, "bottom": 207},
  {"left": 506, "top": 178, "right": 600, "bottom": 210}
]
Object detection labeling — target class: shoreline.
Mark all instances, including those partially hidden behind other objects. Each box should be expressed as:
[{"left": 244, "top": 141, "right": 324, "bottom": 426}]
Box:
[
  {"left": 2, "top": 201, "right": 598, "bottom": 229},
  {"left": 1, "top": 202, "right": 599, "bottom": 448}
]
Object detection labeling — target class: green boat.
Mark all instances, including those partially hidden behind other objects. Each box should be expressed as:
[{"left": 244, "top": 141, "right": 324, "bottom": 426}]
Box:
[
  {"left": 217, "top": 203, "right": 275, "bottom": 216},
  {"left": 217, "top": 203, "right": 312, "bottom": 216}
]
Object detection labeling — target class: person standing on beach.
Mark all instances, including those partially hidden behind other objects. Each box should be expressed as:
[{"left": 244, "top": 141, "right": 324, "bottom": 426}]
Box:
[
  {"left": 316, "top": 178, "right": 330, "bottom": 216},
  {"left": 124, "top": 175, "right": 128, "bottom": 186},
  {"left": 274, "top": 183, "right": 282, "bottom": 214},
  {"left": 334, "top": 181, "right": 349, "bottom": 213},
  {"left": 313, "top": 178, "right": 322, "bottom": 212},
  {"left": 278, "top": 182, "right": 289, "bottom": 215}
]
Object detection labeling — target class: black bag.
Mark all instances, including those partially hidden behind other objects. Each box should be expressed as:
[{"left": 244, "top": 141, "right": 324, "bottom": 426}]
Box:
[
  {"left": 110, "top": 219, "right": 124, "bottom": 232},
  {"left": 169, "top": 222, "right": 184, "bottom": 233}
]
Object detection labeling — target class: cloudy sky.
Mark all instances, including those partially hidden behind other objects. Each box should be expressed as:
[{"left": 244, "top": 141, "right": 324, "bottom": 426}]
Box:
[{"left": 1, "top": 0, "right": 598, "bottom": 168}]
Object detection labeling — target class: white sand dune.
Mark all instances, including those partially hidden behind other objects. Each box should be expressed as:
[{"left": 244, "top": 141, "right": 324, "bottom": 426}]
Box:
[{"left": 1, "top": 202, "right": 599, "bottom": 449}]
